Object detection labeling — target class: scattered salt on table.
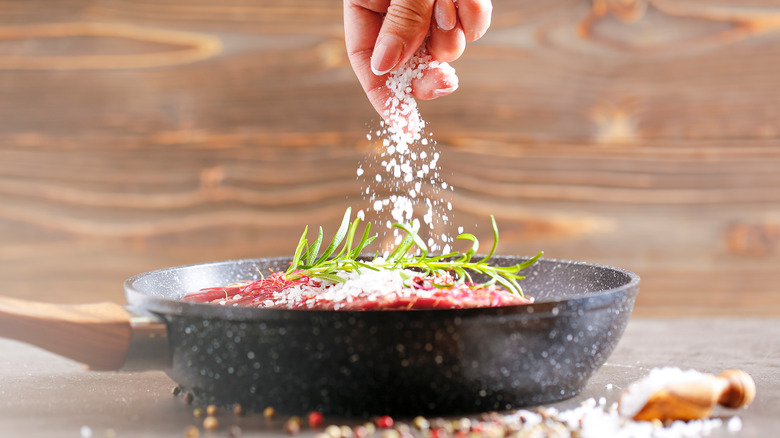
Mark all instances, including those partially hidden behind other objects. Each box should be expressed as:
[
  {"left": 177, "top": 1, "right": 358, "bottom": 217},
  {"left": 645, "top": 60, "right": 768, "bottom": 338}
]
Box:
[{"left": 618, "top": 367, "right": 704, "bottom": 418}]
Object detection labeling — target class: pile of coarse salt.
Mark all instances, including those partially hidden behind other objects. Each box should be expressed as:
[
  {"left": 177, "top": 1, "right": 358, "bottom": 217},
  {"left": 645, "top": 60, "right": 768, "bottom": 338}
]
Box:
[
  {"left": 618, "top": 367, "right": 707, "bottom": 418},
  {"left": 356, "top": 45, "right": 457, "bottom": 253},
  {"left": 503, "top": 397, "right": 736, "bottom": 438}
]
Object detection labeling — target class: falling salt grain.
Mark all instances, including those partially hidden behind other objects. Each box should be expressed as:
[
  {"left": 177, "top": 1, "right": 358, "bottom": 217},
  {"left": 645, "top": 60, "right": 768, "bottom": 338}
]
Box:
[{"left": 356, "top": 45, "right": 457, "bottom": 251}]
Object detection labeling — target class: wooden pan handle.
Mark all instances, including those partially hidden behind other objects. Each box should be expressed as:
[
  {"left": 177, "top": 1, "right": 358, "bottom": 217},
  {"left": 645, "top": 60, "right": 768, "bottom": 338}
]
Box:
[{"left": 0, "top": 296, "right": 133, "bottom": 370}]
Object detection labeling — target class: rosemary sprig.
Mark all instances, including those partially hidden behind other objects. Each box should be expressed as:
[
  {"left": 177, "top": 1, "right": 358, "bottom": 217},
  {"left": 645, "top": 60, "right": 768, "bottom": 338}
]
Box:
[{"left": 285, "top": 208, "right": 543, "bottom": 296}]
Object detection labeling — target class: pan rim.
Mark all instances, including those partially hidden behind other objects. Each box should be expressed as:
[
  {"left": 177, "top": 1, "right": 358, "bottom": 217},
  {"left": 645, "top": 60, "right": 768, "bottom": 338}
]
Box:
[{"left": 124, "top": 256, "right": 640, "bottom": 320}]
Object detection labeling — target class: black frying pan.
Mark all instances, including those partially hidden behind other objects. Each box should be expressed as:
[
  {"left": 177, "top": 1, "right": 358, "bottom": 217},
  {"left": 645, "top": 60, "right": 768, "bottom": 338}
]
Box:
[{"left": 0, "top": 256, "right": 639, "bottom": 417}]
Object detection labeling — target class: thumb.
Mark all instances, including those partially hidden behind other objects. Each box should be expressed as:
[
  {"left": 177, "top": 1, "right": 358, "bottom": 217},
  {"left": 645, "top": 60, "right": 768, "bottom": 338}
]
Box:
[{"left": 371, "top": 0, "right": 434, "bottom": 76}]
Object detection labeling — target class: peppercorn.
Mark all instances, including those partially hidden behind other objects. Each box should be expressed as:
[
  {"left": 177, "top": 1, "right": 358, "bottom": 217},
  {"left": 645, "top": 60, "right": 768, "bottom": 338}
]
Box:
[
  {"left": 233, "top": 403, "right": 245, "bottom": 417},
  {"left": 284, "top": 417, "right": 302, "bottom": 435},
  {"left": 354, "top": 425, "right": 369, "bottom": 438},
  {"left": 376, "top": 415, "right": 394, "bottom": 429},
  {"left": 172, "top": 386, "right": 182, "bottom": 396},
  {"left": 263, "top": 406, "right": 276, "bottom": 419},
  {"left": 308, "top": 411, "right": 324, "bottom": 428},
  {"left": 193, "top": 408, "right": 204, "bottom": 418},
  {"left": 412, "top": 417, "right": 429, "bottom": 430},
  {"left": 184, "top": 425, "right": 200, "bottom": 438},
  {"left": 183, "top": 392, "right": 194, "bottom": 405},
  {"left": 203, "top": 416, "right": 219, "bottom": 431},
  {"left": 227, "top": 425, "right": 243, "bottom": 437},
  {"left": 325, "top": 424, "right": 341, "bottom": 438}
]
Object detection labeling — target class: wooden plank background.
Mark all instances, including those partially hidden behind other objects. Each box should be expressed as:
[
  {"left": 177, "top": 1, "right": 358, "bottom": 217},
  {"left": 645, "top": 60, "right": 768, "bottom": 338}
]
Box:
[{"left": 0, "top": 0, "right": 778, "bottom": 316}]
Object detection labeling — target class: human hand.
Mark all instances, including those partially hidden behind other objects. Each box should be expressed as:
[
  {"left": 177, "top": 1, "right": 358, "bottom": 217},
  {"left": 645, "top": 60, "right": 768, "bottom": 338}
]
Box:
[{"left": 344, "top": 0, "right": 492, "bottom": 120}]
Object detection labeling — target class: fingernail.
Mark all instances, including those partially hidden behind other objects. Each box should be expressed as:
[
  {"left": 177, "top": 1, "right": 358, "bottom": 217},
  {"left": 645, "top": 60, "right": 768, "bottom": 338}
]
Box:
[
  {"left": 435, "top": 1, "right": 456, "bottom": 31},
  {"left": 432, "top": 85, "right": 458, "bottom": 98},
  {"left": 371, "top": 35, "right": 404, "bottom": 76}
]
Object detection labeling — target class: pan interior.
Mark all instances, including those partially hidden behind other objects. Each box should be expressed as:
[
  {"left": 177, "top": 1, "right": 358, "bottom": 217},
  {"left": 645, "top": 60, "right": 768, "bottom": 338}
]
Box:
[{"left": 124, "top": 256, "right": 638, "bottom": 316}]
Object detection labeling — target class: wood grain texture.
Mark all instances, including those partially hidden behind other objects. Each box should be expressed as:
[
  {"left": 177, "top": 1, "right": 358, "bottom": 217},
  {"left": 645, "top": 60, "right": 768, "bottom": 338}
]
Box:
[{"left": 0, "top": 0, "right": 778, "bottom": 316}]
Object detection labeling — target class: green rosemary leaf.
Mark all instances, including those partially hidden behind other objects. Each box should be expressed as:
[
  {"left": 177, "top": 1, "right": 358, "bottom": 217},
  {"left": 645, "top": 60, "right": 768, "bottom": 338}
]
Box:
[
  {"left": 305, "top": 227, "right": 324, "bottom": 266},
  {"left": 477, "top": 215, "right": 500, "bottom": 264},
  {"left": 387, "top": 232, "right": 414, "bottom": 262},
  {"left": 288, "top": 225, "right": 309, "bottom": 273},
  {"left": 312, "top": 272, "right": 347, "bottom": 284},
  {"left": 351, "top": 222, "right": 374, "bottom": 258},
  {"left": 392, "top": 222, "right": 428, "bottom": 260},
  {"left": 425, "top": 251, "right": 460, "bottom": 262},
  {"left": 314, "top": 208, "right": 352, "bottom": 265},
  {"left": 343, "top": 218, "right": 361, "bottom": 258},
  {"left": 493, "top": 274, "right": 520, "bottom": 295},
  {"left": 455, "top": 233, "right": 478, "bottom": 263},
  {"left": 355, "top": 261, "right": 380, "bottom": 271},
  {"left": 511, "top": 251, "right": 544, "bottom": 271}
]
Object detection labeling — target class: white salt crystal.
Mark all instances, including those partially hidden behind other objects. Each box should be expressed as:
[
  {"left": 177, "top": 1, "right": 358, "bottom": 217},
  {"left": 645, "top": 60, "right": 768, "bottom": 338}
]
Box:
[
  {"left": 727, "top": 416, "right": 742, "bottom": 432},
  {"left": 356, "top": 167, "right": 364, "bottom": 176},
  {"left": 80, "top": 426, "right": 92, "bottom": 438}
]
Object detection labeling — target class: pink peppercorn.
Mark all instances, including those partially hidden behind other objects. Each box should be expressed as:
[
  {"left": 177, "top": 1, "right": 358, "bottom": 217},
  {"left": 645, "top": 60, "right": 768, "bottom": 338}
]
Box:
[
  {"left": 308, "top": 412, "right": 324, "bottom": 428},
  {"left": 376, "top": 416, "right": 394, "bottom": 429}
]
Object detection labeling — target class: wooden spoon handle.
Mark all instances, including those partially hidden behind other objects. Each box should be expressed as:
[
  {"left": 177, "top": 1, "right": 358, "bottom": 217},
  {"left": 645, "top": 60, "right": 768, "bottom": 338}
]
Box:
[
  {"left": 0, "top": 296, "right": 133, "bottom": 370},
  {"left": 717, "top": 369, "right": 756, "bottom": 408}
]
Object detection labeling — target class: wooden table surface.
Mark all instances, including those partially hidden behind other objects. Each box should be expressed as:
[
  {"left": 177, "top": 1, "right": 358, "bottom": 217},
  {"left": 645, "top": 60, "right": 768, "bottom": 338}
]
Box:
[{"left": 0, "top": 318, "right": 777, "bottom": 437}]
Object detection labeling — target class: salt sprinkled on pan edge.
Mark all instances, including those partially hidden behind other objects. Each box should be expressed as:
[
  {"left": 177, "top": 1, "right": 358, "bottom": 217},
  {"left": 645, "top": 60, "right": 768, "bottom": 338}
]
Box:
[
  {"left": 618, "top": 367, "right": 705, "bottom": 418},
  {"left": 356, "top": 46, "right": 456, "bottom": 253}
]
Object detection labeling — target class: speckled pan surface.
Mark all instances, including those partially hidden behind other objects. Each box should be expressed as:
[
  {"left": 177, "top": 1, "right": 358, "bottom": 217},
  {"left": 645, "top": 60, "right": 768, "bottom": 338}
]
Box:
[{"left": 124, "top": 256, "right": 639, "bottom": 416}]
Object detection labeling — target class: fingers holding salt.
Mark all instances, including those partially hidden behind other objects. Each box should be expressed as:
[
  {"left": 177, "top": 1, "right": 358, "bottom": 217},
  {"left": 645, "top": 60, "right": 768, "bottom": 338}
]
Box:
[{"left": 410, "top": 61, "right": 459, "bottom": 101}]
